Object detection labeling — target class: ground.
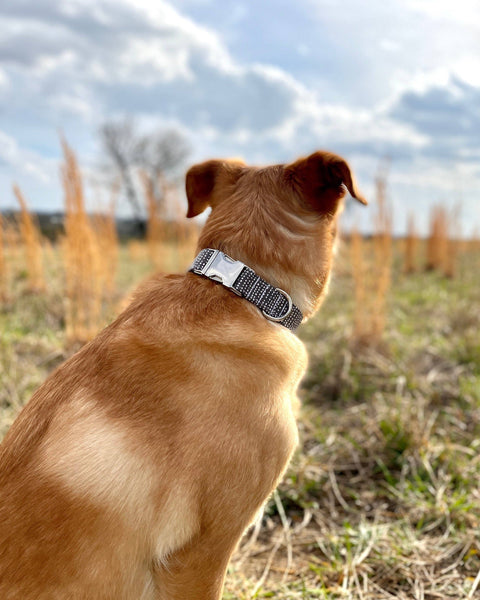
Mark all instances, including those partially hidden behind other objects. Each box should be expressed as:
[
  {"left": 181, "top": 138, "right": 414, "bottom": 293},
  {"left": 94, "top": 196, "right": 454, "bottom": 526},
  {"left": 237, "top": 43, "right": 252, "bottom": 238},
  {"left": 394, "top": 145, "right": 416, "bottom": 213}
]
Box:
[{"left": 1, "top": 240, "right": 479, "bottom": 599}]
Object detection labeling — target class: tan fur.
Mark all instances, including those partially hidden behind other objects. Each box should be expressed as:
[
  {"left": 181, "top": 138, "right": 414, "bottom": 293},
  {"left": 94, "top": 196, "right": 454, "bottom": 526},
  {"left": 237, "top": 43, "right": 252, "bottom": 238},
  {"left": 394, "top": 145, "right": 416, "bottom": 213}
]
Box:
[{"left": 0, "top": 151, "right": 365, "bottom": 599}]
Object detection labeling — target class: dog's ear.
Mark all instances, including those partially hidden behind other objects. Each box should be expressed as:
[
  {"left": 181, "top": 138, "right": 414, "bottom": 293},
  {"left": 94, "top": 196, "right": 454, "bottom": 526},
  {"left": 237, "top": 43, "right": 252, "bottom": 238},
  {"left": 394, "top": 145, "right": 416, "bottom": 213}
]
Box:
[
  {"left": 186, "top": 159, "right": 245, "bottom": 218},
  {"left": 284, "top": 151, "right": 367, "bottom": 214}
]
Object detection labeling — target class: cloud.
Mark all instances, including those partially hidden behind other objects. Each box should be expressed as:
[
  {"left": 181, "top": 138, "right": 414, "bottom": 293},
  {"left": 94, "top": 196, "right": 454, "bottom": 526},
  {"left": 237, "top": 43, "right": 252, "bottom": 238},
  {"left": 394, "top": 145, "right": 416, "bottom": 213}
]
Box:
[
  {"left": 0, "top": 0, "right": 478, "bottom": 231},
  {"left": 0, "top": 131, "right": 19, "bottom": 168},
  {"left": 0, "top": 130, "right": 52, "bottom": 181},
  {"left": 0, "top": 0, "right": 304, "bottom": 143},
  {"left": 389, "top": 78, "right": 480, "bottom": 162},
  {"left": 0, "top": 0, "right": 231, "bottom": 84},
  {"left": 0, "top": 0, "right": 475, "bottom": 167}
]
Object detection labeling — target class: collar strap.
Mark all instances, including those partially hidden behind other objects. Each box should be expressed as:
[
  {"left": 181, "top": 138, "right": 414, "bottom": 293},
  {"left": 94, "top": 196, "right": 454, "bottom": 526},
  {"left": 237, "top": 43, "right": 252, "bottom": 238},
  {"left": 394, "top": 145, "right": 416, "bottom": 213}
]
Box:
[{"left": 189, "top": 248, "right": 303, "bottom": 331}]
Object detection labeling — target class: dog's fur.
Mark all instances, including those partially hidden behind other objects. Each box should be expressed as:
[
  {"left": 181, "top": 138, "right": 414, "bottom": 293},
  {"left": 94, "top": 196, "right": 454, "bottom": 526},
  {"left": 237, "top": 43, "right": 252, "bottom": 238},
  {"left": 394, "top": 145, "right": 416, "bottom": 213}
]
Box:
[{"left": 0, "top": 151, "right": 365, "bottom": 599}]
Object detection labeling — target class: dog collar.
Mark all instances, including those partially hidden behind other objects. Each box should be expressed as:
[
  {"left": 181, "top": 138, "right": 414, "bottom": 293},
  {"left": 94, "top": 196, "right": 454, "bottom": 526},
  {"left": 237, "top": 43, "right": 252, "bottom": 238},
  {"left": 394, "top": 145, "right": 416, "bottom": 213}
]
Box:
[{"left": 189, "top": 248, "right": 303, "bottom": 331}]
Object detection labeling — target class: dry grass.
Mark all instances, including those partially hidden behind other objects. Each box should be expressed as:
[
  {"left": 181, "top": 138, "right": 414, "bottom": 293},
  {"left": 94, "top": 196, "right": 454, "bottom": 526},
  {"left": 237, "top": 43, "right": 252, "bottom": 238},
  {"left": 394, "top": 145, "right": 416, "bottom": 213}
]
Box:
[
  {"left": 351, "top": 166, "right": 392, "bottom": 347},
  {"left": 13, "top": 184, "right": 45, "bottom": 292},
  {"left": 403, "top": 213, "right": 418, "bottom": 275},
  {"left": 1, "top": 140, "right": 198, "bottom": 346},
  {"left": 444, "top": 204, "right": 462, "bottom": 280},
  {"left": 223, "top": 242, "right": 480, "bottom": 599},
  {"left": 350, "top": 229, "right": 367, "bottom": 334},
  {"left": 92, "top": 197, "right": 119, "bottom": 297},
  {"left": 2, "top": 236, "right": 479, "bottom": 598},
  {"left": 0, "top": 213, "right": 7, "bottom": 303},
  {"left": 425, "top": 204, "right": 463, "bottom": 279},
  {"left": 61, "top": 138, "right": 109, "bottom": 343},
  {"left": 142, "top": 170, "right": 198, "bottom": 271},
  {"left": 127, "top": 239, "right": 149, "bottom": 261},
  {"left": 142, "top": 170, "right": 165, "bottom": 269},
  {"left": 3, "top": 222, "right": 21, "bottom": 269},
  {"left": 425, "top": 205, "right": 459, "bottom": 278},
  {"left": 426, "top": 205, "right": 448, "bottom": 272},
  {"left": 171, "top": 184, "right": 200, "bottom": 268}
]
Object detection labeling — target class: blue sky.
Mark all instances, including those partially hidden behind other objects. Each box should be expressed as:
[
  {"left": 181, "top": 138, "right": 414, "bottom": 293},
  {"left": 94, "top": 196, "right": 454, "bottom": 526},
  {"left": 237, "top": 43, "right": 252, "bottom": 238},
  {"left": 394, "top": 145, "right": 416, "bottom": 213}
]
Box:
[{"left": 0, "top": 0, "right": 479, "bottom": 234}]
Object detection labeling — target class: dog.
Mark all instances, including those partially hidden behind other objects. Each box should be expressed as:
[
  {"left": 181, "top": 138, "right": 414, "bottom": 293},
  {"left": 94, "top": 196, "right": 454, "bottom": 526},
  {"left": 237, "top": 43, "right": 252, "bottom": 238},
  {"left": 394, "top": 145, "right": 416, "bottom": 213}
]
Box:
[{"left": 0, "top": 151, "right": 366, "bottom": 599}]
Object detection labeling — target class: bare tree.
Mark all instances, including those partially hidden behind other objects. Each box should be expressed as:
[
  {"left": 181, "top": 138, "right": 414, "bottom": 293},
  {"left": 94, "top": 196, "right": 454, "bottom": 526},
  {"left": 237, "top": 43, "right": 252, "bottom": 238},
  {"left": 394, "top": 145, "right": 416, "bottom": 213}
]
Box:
[
  {"left": 100, "top": 118, "right": 191, "bottom": 221},
  {"left": 137, "top": 128, "right": 191, "bottom": 215}
]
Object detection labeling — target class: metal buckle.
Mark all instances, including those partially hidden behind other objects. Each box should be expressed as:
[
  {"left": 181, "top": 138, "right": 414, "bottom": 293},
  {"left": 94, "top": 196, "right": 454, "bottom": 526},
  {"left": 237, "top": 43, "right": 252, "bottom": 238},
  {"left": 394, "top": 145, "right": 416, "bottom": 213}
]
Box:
[
  {"left": 195, "top": 250, "right": 244, "bottom": 295},
  {"left": 262, "top": 288, "right": 293, "bottom": 322}
]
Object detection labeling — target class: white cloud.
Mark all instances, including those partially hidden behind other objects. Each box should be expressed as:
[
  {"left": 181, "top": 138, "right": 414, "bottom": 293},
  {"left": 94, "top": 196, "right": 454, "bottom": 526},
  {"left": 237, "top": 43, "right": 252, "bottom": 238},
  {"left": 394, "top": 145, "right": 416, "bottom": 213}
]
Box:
[
  {"left": 0, "top": 0, "right": 474, "bottom": 165},
  {"left": 0, "top": 0, "right": 478, "bottom": 230},
  {"left": 0, "top": 66, "right": 8, "bottom": 89},
  {"left": 0, "top": 130, "right": 53, "bottom": 184},
  {"left": 305, "top": 0, "right": 480, "bottom": 106},
  {"left": 403, "top": 0, "right": 480, "bottom": 28},
  {"left": 0, "top": 131, "right": 19, "bottom": 165}
]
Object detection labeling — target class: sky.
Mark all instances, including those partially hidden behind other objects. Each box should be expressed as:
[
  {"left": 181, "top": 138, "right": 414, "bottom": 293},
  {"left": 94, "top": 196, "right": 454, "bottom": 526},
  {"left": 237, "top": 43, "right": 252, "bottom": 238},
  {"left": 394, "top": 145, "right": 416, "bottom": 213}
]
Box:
[{"left": 0, "top": 0, "right": 479, "bottom": 234}]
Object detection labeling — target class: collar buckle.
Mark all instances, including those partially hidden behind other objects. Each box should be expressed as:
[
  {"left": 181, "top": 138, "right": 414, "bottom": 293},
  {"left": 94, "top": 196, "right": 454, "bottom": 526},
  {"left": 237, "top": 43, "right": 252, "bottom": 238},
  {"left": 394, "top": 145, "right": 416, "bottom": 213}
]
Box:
[
  {"left": 192, "top": 250, "right": 244, "bottom": 295},
  {"left": 190, "top": 248, "right": 303, "bottom": 330}
]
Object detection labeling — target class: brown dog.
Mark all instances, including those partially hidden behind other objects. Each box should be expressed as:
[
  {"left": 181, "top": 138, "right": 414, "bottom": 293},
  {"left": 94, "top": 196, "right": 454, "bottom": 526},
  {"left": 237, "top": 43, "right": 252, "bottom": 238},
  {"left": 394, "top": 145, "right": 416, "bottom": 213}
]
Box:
[{"left": 0, "top": 151, "right": 365, "bottom": 599}]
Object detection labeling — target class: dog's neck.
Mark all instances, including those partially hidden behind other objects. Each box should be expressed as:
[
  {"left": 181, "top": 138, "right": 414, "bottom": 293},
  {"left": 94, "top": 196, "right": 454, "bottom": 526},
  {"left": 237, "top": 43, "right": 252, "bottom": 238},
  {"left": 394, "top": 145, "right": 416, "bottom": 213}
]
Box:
[
  {"left": 195, "top": 185, "right": 339, "bottom": 323},
  {"left": 189, "top": 248, "right": 304, "bottom": 330},
  {"left": 194, "top": 230, "right": 335, "bottom": 322},
  {"left": 244, "top": 259, "right": 331, "bottom": 320}
]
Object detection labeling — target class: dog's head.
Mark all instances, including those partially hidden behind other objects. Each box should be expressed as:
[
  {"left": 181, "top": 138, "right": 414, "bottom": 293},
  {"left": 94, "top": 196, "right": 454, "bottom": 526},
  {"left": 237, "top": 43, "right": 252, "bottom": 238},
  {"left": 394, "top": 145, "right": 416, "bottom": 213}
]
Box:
[{"left": 186, "top": 151, "right": 366, "bottom": 318}]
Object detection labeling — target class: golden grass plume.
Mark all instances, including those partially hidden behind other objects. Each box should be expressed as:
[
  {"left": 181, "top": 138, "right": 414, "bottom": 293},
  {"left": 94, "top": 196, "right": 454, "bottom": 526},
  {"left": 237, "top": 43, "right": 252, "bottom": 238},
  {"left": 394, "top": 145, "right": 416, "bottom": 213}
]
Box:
[
  {"left": 403, "top": 212, "right": 418, "bottom": 275},
  {"left": 0, "top": 213, "right": 7, "bottom": 303},
  {"left": 13, "top": 184, "right": 45, "bottom": 292},
  {"left": 425, "top": 203, "right": 461, "bottom": 278},
  {"left": 61, "top": 138, "right": 113, "bottom": 343},
  {"left": 351, "top": 163, "right": 392, "bottom": 346}
]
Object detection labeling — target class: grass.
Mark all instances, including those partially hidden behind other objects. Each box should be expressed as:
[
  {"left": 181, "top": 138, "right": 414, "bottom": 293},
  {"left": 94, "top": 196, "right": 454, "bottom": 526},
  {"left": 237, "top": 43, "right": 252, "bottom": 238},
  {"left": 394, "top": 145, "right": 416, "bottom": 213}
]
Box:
[{"left": 1, "top": 238, "right": 480, "bottom": 599}]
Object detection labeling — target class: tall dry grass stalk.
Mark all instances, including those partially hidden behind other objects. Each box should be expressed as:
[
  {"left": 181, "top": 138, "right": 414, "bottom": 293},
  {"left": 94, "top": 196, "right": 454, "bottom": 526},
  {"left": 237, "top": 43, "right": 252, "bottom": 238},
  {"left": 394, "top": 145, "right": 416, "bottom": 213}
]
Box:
[
  {"left": 0, "top": 213, "right": 7, "bottom": 302},
  {"left": 350, "top": 229, "right": 366, "bottom": 327},
  {"left": 471, "top": 229, "right": 480, "bottom": 273},
  {"left": 127, "top": 239, "right": 148, "bottom": 262},
  {"left": 93, "top": 192, "right": 118, "bottom": 296},
  {"left": 351, "top": 164, "right": 392, "bottom": 346},
  {"left": 444, "top": 203, "right": 461, "bottom": 279},
  {"left": 61, "top": 139, "right": 108, "bottom": 343},
  {"left": 171, "top": 185, "right": 199, "bottom": 270},
  {"left": 4, "top": 223, "right": 21, "bottom": 254},
  {"left": 13, "top": 184, "right": 45, "bottom": 292},
  {"left": 425, "top": 205, "right": 448, "bottom": 273},
  {"left": 472, "top": 227, "right": 480, "bottom": 246},
  {"left": 3, "top": 223, "right": 21, "bottom": 286},
  {"left": 403, "top": 213, "right": 418, "bottom": 274},
  {"left": 425, "top": 204, "right": 461, "bottom": 278},
  {"left": 142, "top": 171, "right": 165, "bottom": 269}
]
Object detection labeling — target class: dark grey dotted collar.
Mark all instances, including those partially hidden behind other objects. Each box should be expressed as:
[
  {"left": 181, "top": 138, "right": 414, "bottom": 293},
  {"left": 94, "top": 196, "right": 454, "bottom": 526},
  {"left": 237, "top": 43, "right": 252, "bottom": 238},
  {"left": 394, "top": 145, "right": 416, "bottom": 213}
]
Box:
[{"left": 189, "top": 248, "right": 303, "bottom": 331}]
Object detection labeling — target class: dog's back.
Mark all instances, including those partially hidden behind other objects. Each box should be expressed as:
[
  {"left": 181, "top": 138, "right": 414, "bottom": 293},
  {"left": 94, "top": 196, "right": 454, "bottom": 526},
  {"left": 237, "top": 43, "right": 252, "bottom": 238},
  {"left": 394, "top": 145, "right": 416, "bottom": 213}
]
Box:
[{"left": 0, "top": 274, "right": 305, "bottom": 598}]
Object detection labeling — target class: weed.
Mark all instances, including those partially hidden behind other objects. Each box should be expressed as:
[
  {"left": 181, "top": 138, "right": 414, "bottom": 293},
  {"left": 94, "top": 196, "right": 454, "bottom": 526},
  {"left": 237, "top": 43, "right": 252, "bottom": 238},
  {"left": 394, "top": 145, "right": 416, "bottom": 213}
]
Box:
[{"left": 13, "top": 184, "right": 45, "bottom": 292}]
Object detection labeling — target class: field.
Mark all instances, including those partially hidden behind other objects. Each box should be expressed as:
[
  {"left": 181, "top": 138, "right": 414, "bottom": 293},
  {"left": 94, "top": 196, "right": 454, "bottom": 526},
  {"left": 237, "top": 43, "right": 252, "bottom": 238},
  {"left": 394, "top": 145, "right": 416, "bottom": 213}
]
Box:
[{"left": 1, "top": 225, "right": 480, "bottom": 598}]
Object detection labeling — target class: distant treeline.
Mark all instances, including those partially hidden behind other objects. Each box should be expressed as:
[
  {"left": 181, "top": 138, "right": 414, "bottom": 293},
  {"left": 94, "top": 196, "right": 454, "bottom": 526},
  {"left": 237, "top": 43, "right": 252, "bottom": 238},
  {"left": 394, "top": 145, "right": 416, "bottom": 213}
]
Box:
[{"left": 1, "top": 210, "right": 149, "bottom": 241}]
